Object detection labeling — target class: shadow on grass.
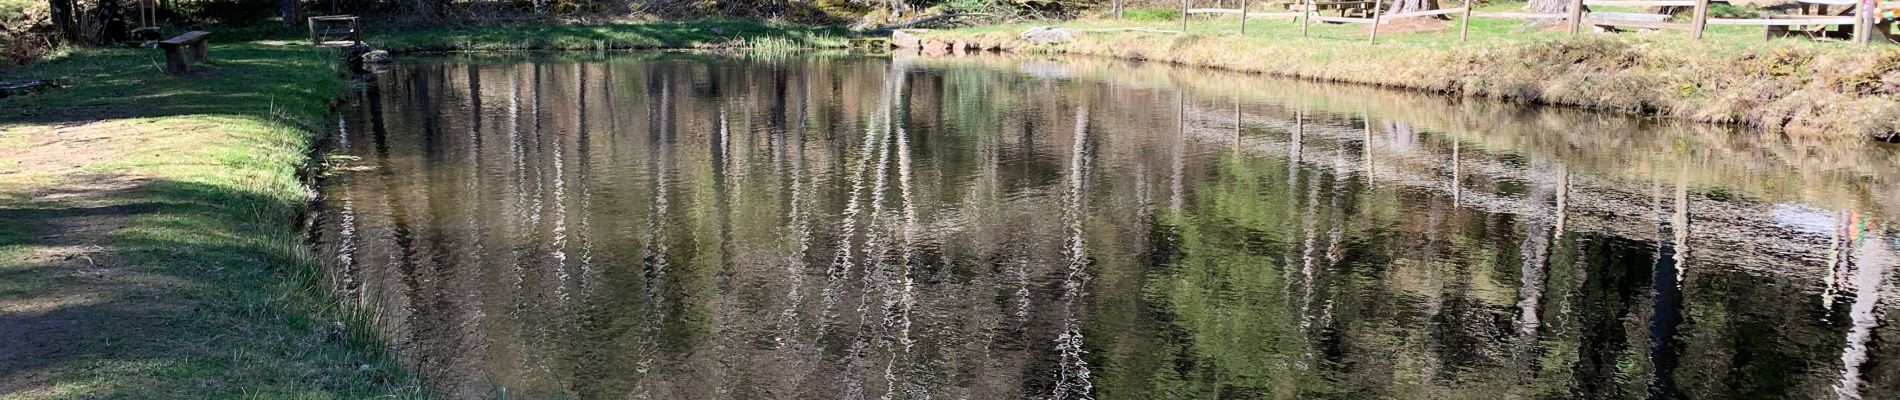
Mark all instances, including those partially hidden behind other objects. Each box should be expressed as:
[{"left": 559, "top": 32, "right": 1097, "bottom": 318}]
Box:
[
  {"left": 0, "top": 42, "right": 344, "bottom": 128},
  {"left": 0, "top": 175, "right": 417, "bottom": 398}
]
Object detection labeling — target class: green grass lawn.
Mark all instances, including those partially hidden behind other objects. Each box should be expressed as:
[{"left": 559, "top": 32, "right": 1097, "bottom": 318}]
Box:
[{"left": 0, "top": 42, "right": 424, "bottom": 399}]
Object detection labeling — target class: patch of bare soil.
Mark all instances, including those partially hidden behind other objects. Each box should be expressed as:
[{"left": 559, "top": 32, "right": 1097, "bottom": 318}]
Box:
[{"left": 0, "top": 120, "right": 170, "bottom": 395}]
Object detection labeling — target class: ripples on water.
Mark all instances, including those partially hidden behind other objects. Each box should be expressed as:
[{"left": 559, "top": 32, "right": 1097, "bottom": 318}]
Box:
[{"left": 312, "top": 52, "right": 1900, "bottom": 399}]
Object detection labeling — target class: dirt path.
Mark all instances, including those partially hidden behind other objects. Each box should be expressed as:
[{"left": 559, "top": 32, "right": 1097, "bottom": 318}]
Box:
[{"left": 0, "top": 120, "right": 189, "bottom": 397}]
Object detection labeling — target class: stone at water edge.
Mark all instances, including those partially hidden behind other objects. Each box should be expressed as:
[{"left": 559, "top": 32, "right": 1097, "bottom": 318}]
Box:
[
  {"left": 1020, "top": 26, "right": 1074, "bottom": 45},
  {"left": 892, "top": 30, "right": 924, "bottom": 49},
  {"left": 363, "top": 50, "right": 392, "bottom": 64}
]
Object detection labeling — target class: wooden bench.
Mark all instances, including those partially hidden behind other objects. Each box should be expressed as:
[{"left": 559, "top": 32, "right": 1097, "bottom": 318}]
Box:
[{"left": 158, "top": 31, "right": 210, "bottom": 75}]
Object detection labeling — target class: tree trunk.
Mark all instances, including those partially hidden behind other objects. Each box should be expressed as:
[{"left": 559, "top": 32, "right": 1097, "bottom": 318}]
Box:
[
  {"left": 97, "top": 0, "right": 128, "bottom": 43},
  {"left": 48, "top": 0, "right": 77, "bottom": 42},
  {"left": 280, "top": 0, "right": 299, "bottom": 25},
  {"left": 1386, "top": 0, "right": 1440, "bottom": 16},
  {"left": 1526, "top": 0, "right": 1571, "bottom": 25}
]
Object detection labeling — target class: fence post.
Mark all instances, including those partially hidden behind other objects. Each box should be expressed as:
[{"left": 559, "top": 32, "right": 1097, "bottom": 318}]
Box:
[
  {"left": 1566, "top": 0, "right": 1585, "bottom": 36},
  {"left": 1369, "top": 0, "right": 1384, "bottom": 44},
  {"left": 1854, "top": 0, "right": 1873, "bottom": 45},
  {"left": 1690, "top": 0, "right": 1709, "bottom": 41},
  {"left": 1302, "top": 0, "right": 1314, "bottom": 37},
  {"left": 1116, "top": 0, "right": 1124, "bottom": 19},
  {"left": 1240, "top": 0, "right": 1249, "bottom": 35},
  {"left": 1460, "top": 0, "right": 1473, "bottom": 41}
]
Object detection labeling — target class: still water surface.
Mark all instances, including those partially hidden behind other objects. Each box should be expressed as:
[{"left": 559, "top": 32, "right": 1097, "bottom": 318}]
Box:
[{"left": 313, "top": 52, "right": 1900, "bottom": 399}]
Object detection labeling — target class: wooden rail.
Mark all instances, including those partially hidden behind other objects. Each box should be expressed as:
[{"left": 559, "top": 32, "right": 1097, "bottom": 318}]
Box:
[
  {"left": 1707, "top": 16, "right": 1860, "bottom": 25},
  {"left": 1471, "top": 11, "right": 1565, "bottom": 18},
  {"left": 1184, "top": 8, "right": 1303, "bottom": 18},
  {"left": 1381, "top": 7, "right": 1468, "bottom": 20}
]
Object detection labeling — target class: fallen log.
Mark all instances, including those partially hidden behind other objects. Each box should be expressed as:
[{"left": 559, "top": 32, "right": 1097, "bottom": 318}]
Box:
[{"left": 0, "top": 80, "right": 56, "bottom": 98}]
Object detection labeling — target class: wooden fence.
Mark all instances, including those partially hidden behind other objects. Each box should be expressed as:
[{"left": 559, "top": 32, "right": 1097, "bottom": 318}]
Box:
[{"left": 1164, "top": 0, "right": 1892, "bottom": 44}]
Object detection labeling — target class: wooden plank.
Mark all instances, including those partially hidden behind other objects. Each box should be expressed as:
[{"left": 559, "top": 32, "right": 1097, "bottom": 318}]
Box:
[
  {"left": 161, "top": 31, "right": 209, "bottom": 45},
  {"left": 1382, "top": 7, "right": 1467, "bottom": 19},
  {"left": 1582, "top": 0, "right": 1696, "bottom": 6},
  {"left": 1589, "top": 11, "right": 1671, "bottom": 21},
  {"left": 1188, "top": 10, "right": 1308, "bottom": 18},
  {"left": 1707, "top": 16, "right": 1858, "bottom": 25},
  {"left": 1312, "top": 15, "right": 1377, "bottom": 23},
  {"left": 1187, "top": 8, "right": 1303, "bottom": 19},
  {"left": 1471, "top": 11, "right": 1567, "bottom": 18},
  {"left": 1584, "top": 17, "right": 1691, "bottom": 29}
]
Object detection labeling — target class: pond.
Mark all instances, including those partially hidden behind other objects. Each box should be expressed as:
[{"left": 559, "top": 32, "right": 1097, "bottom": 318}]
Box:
[{"left": 312, "top": 51, "right": 1900, "bottom": 399}]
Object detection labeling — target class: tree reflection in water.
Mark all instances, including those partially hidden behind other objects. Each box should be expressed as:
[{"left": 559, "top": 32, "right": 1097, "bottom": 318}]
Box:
[{"left": 313, "top": 53, "right": 1900, "bottom": 399}]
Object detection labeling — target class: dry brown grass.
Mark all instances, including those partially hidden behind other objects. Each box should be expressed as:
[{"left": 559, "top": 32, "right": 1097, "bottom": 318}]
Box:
[{"left": 920, "top": 19, "right": 1900, "bottom": 140}]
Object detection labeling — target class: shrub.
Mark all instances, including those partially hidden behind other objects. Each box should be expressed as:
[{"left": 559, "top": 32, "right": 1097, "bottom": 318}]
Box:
[{"left": 0, "top": 0, "right": 59, "bottom": 66}]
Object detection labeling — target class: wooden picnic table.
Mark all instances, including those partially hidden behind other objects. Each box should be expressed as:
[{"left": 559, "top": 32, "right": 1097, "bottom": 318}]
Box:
[
  {"left": 1769, "top": 0, "right": 1895, "bottom": 41},
  {"left": 1289, "top": 1, "right": 1378, "bottom": 18},
  {"left": 307, "top": 15, "right": 362, "bottom": 46}
]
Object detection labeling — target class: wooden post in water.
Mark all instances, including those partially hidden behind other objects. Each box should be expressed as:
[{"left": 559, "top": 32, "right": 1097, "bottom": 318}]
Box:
[
  {"left": 1362, "top": 112, "right": 1373, "bottom": 174},
  {"left": 1233, "top": 98, "right": 1243, "bottom": 150},
  {"left": 1240, "top": 0, "right": 1249, "bottom": 35},
  {"left": 1690, "top": 0, "right": 1709, "bottom": 41},
  {"left": 1302, "top": 0, "right": 1314, "bottom": 37},
  {"left": 1566, "top": 0, "right": 1585, "bottom": 36},
  {"left": 1369, "top": 0, "right": 1384, "bottom": 44},
  {"left": 1460, "top": 0, "right": 1473, "bottom": 41},
  {"left": 1451, "top": 140, "right": 1461, "bottom": 206}
]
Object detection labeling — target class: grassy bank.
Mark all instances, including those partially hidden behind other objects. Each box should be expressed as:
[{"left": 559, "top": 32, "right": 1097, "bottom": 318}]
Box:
[
  {"left": 0, "top": 42, "right": 426, "bottom": 399},
  {"left": 914, "top": 14, "right": 1900, "bottom": 139},
  {"left": 368, "top": 19, "right": 853, "bottom": 53}
]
